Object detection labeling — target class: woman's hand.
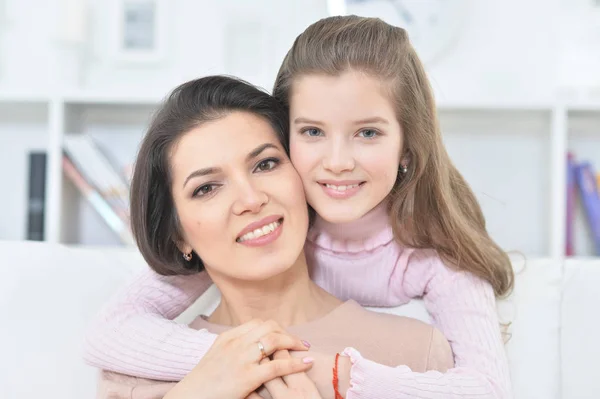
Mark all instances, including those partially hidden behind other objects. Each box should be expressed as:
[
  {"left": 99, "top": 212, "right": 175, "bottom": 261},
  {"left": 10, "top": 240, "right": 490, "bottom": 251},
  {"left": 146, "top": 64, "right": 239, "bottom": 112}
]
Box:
[
  {"left": 248, "top": 350, "right": 322, "bottom": 399},
  {"left": 164, "top": 319, "right": 312, "bottom": 399}
]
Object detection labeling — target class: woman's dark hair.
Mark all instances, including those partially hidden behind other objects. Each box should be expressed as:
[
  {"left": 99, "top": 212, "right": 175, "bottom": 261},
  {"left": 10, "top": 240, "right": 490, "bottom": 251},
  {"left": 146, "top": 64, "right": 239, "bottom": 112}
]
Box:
[{"left": 130, "top": 75, "right": 289, "bottom": 275}]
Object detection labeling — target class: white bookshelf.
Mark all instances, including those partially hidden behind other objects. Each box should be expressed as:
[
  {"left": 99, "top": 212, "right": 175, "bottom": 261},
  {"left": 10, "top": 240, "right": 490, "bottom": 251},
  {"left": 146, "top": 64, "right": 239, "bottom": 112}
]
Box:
[{"left": 1, "top": 93, "right": 598, "bottom": 259}]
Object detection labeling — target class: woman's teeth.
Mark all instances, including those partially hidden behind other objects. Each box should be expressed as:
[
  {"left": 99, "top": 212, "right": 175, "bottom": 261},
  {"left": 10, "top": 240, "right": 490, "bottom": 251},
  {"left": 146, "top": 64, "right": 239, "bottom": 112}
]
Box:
[
  {"left": 237, "top": 220, "right": 281, "bottom": 242},
  {"left": 325, "top": 183, "right": 360, "bottom": 191}
]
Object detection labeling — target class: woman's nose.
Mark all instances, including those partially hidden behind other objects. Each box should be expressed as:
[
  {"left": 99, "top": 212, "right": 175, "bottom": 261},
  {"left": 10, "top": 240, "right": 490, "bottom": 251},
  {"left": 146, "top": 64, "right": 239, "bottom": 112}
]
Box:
[{"left": 232, "top": 180, "right": 269, "bottom": 215}]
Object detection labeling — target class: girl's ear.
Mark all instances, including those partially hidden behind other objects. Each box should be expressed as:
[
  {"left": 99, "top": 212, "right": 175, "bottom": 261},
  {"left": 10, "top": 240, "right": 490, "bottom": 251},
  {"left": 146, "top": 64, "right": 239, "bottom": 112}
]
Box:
[{"left": 400, "top": 152, "right": 411, "bottom": 169}]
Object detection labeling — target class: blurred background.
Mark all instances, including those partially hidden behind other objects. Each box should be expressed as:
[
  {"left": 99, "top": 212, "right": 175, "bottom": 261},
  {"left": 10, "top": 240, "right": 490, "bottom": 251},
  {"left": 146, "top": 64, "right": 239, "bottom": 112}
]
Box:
[{"left": 0, "top": 0, "right": 599, "bottom": 258}]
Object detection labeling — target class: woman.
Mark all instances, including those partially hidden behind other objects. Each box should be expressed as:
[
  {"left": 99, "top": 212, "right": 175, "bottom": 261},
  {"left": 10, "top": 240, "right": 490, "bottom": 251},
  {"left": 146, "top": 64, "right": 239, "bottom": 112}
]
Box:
[{"left": 96, "top": 75, "right": 453, "bottom": 399}]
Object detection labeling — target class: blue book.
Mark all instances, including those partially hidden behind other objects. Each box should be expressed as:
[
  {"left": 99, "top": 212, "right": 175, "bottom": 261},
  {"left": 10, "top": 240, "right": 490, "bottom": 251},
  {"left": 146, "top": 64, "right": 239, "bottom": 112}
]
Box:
[
  {"left": 566, "top": 152, "right": 576, "bottom": 256},
  {"left": 574, "top": 162, "right": 600, "bottom": 255}
]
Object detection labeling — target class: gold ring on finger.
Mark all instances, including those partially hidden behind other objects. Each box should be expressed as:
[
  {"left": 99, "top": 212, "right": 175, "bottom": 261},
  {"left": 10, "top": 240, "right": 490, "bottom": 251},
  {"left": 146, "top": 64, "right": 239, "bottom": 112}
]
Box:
[{"left": 257, "top": 341, "right": 267, "bottom": 359}]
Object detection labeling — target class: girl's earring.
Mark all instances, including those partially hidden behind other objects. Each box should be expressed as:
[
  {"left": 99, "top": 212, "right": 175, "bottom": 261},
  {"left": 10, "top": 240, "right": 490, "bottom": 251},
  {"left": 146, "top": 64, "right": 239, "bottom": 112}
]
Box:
[
  {"left": 400, "top": 164, "right": 408, "bottom": 174},
  {"left": 182, "top": 252, "right": 192, "bottom": 262}
]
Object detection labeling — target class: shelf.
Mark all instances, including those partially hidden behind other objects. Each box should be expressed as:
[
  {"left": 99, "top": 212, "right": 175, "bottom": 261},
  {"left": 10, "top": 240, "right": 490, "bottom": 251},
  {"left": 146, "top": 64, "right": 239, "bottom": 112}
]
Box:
[
  {"left": 565, "top": 102, "right": 600, "bottom": 112},
  {"left": 0, "top": 92, "right": 50, "bottom": 104}
]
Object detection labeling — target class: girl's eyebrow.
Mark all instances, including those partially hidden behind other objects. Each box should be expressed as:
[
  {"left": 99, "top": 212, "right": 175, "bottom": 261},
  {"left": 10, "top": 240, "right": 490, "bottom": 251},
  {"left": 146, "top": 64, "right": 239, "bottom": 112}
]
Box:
[
  {"left": 293, "top": 117, "right": 324, "bottom": 126},
  {"left": 352, "top": 117, "right": 389, "bottom": 125},
  {"left": 293, "top": 117, "right": 389, "bottom": 125}
]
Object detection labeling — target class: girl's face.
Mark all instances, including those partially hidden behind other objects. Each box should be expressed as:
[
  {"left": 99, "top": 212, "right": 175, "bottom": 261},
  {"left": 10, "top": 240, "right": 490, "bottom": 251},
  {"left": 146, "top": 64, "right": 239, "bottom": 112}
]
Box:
[
  {"left": 289, "top": 70, "right": 404, "bottom": 223},
  {"left": 169, "top": 111, "right": 309, "bottom": 282}
]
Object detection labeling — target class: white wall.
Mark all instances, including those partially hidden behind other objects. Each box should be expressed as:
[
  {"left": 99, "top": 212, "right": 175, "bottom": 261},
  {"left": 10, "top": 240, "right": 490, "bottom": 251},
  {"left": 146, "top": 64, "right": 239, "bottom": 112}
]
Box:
[
  {"left": 78, "top": 0, "right": 329, "bottom": 94},
  {"left": 0, "top": 0, "right": 583, "bottom": 102},
  {"left": 428, "top": 0, "right": 558, "bottom": 105}
]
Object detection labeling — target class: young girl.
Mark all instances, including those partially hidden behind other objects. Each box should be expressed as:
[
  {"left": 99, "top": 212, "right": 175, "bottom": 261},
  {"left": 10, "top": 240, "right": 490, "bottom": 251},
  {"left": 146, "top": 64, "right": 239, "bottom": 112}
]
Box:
[{"left": 84, "top": 16, "right": 514, "bottom": 399}]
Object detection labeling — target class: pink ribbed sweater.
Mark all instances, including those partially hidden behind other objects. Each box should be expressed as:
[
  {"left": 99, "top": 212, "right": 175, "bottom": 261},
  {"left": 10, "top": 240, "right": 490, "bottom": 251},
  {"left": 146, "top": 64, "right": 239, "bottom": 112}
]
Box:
[{"left": 83, "top": 203, "right": 512, "bottom": 399}]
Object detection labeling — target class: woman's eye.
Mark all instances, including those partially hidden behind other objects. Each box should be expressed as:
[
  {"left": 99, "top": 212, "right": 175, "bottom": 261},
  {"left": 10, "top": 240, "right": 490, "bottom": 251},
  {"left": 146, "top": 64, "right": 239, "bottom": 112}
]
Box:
[
  {"left": 302, "top": 128, "right": 323, "bottom": 137},
  {"left": 255, "top": 158, "right": 279, "bottom": 172},
  {"left": 193, "top": 184, "right": 215, "bottom": 197},
  {"left": 358, "top": 129, "right": 378, "bottom": 139}
]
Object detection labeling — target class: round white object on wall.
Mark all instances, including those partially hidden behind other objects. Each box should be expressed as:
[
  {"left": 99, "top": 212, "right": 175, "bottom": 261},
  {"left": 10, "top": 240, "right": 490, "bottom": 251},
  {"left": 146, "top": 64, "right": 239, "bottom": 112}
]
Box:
[{"left": 342, "top": 0, "right": 471, "bottom": 65}]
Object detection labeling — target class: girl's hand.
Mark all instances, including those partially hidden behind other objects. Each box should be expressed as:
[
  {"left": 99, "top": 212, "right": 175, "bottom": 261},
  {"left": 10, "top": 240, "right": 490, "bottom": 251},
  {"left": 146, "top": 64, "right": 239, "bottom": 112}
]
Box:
[
  {"left": 257, "top": 350, "right": 322, "bottom": 399},
  {"left": 164, "top": 319, "right": 312, "bottom": 399}
]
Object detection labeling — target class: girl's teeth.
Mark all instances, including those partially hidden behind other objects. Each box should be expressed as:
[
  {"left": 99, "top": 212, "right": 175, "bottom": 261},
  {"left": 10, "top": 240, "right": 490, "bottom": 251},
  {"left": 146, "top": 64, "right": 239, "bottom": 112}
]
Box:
[
  {"left": 325, "top": 183, "right": 359, "bottom": 191},
  {"left": 238, "top": 221, "right": 281, "bottom": 242}
]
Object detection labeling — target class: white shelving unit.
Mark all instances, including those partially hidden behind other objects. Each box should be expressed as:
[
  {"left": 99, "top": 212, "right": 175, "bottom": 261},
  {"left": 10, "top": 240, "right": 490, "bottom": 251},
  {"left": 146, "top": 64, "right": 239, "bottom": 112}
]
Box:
[{"left": 1, "top": 92, "right": 598, "bottom": 259}]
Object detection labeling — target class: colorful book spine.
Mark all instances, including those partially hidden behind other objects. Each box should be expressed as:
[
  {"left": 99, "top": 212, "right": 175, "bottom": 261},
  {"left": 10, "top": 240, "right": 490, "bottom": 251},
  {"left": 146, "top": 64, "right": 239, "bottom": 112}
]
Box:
[
  {"left": 574, "top": 162, "right": 600, "bottom": 255},
  {"left": 566, "top": 152, "right": 576, "bottom": 256},
  {"left": 62, "top": 155, "right": 134, "bottom": 246},
  {"left": 63, "top": 135, "right": 130, "bottom": 222}
]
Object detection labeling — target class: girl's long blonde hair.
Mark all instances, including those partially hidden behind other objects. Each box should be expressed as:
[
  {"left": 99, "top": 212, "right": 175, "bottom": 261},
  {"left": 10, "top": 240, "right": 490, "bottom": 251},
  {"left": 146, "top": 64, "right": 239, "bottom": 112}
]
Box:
[{"left": 273, "top": 15, "right": 514, "bottom": 297}]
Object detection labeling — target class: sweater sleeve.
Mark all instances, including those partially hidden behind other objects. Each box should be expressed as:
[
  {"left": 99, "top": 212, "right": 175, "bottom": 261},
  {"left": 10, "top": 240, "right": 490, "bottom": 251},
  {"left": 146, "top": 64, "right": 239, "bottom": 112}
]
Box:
[
  {"left": 343, "top": 250, "right": 512, "bottom": 399},
  {"left": 82, "top": 268, "right": 217, "bottom": 381}
]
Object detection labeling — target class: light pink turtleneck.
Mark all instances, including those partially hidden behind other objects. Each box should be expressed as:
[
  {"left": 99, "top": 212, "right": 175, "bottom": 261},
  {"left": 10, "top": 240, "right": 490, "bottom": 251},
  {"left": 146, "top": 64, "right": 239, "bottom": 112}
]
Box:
[{"left": 84, "top": 202, "right": 512, "bottom": 399}]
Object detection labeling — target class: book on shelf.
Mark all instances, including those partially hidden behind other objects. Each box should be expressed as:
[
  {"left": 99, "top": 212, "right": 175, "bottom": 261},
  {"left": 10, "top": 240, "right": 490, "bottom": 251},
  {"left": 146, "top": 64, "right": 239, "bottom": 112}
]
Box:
[
  {"left": 62, "top": 134, "right": 134, "bottom": 245},
  {"left": 26, "top": 152, "right": 47, "bottom": 241},
  {"left": 573, "top": 161, "right": 600, "bottom": 255},
  {"left": 566, "top": 152, "right": 576, "bottom": 256}
]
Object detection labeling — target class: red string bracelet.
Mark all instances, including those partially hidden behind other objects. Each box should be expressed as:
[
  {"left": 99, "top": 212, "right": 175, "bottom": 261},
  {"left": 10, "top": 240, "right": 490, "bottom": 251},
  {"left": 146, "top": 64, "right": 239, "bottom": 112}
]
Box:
[{"left": 332, "top": 353, "right": 344, "bottom": 399}]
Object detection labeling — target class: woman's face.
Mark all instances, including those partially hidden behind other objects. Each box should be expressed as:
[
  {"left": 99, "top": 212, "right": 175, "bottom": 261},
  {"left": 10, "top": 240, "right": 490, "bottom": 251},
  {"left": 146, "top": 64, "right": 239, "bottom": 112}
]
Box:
[
  {"left": 169, "top": 111, "right": 309, "bottom": 281},
  {"left": 288, "top": 70, "right": 404, "bottom": 223}
]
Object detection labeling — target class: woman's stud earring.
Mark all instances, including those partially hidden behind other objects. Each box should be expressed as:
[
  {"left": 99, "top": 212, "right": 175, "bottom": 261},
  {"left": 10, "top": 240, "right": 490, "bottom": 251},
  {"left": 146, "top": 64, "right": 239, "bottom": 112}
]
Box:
[
  {"left": 400, "top": 164, "right": 408, "bottom": 174},
  {"left": 183, "top": 252, "right": 192, "bottom": 262}
]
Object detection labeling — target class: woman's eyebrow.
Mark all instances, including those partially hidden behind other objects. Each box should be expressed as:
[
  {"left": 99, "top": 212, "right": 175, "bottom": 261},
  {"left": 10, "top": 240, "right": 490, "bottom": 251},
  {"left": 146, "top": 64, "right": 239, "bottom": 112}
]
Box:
[
  {"left": 183, "top": 167, "right": 220, "bottom": 188},
  {"left": 246, "top": 143, "right": 279, "bottom": 161},
  {"left": 183, "top": 143, "right": 279, "bottom": 188}
]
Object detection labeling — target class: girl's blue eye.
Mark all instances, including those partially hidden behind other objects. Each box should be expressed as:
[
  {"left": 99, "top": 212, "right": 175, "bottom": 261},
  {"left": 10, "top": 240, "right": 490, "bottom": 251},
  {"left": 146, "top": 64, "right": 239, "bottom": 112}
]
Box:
[
  {"left": 358, "top": 129, "right": 378, "bottom": 139},
  {"left": 303, "top": 128, "right": 323, "bottom": 137}
]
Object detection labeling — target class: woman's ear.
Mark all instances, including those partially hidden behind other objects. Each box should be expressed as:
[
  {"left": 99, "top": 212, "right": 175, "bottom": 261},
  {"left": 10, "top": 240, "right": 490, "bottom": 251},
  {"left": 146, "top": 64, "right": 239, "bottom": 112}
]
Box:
[
  {"left": 175, "top": 239, "right": 193, "bottom": 257},
  {"left": 176, "top": 240, "right": 194, "bottom": 262}
]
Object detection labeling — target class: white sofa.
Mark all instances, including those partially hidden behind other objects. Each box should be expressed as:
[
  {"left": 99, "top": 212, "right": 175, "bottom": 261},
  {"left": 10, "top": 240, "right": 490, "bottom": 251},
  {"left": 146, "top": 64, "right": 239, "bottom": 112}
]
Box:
[{"left": 0, "top": 240, "right": 598, "bottom": 398}]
